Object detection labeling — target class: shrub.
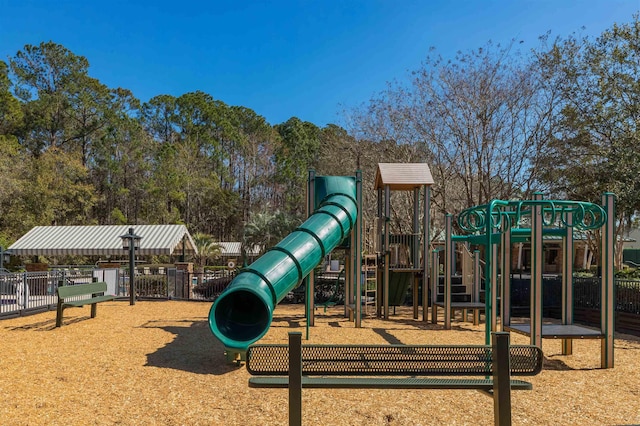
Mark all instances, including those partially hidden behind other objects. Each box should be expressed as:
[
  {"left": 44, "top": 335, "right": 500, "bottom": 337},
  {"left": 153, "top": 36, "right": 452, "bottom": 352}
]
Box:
[
  {"left": 193, "top": 275, "right": 234, "bottom": 298},
  {"left": 616, "top": 268, "right": 640, "bottom": 280}
]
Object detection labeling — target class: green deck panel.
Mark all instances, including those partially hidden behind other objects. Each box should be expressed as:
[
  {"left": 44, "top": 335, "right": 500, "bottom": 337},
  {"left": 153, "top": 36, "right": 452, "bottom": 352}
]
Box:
[{"left": 388, "top": 270, "right": 412, "bottom": 306}]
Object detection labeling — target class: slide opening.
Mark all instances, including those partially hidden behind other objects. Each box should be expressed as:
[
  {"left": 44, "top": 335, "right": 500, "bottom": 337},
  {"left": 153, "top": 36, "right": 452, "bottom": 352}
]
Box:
[{"left": 214, "top": 290, "right": 271, "bottom": 343}]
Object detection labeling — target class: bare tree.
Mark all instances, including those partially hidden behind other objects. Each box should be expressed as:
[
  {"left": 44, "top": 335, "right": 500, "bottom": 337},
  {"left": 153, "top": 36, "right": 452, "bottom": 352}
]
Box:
[{"left": 349, "top": 41, "right": 556, "bottom": 231}]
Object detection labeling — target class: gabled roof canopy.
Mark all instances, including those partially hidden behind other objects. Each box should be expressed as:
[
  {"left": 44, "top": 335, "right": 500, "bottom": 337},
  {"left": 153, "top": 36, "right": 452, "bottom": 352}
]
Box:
[
  {"left": 217, "top": 242, "right": 261, "bottom": 257},
  {"left": 374, "top": 163, "right": 434, "bottom": 190},
  {"left": 8, "top": 225, "right": 197, "bottom": 256}
]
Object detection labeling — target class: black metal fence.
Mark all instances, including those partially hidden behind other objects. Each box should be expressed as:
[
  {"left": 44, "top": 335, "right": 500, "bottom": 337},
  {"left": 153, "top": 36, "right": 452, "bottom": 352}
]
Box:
[
  {"left": 616, "top": 279, "right": 640, "bottom": 314},
  {"left": 120, "top": 268, "right": 237, "bottom": 301},
  {"left": 0, "top": 268, "right": 237, "bottom": 317},
  {"left": 0, "top": 270, "right": 95, "bottom": 317},
  {"left": 3, "top": 267, "right": 640, "bottom": 333},
  {"left": 508, "top": 276, "right": 640, "bottom": 315}
]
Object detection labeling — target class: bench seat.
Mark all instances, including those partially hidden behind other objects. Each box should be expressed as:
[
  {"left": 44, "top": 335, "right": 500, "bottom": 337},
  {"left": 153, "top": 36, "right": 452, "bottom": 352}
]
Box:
[
  {"left": 249, "top": 376, "right": 533, "bottom": 390},
  {"left": 56, "top": 282, "right": 115, "bottom": 327},
  {"left": 247, "top": 332, "right": 543, "bottom": 426},
  {"left": 62, "top": 294, "right": 116, "bottom": 308}
]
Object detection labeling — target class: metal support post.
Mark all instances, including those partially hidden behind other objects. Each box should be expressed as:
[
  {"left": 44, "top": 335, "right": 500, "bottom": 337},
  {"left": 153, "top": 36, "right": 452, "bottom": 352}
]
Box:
[
  {"left": 383, "top": 185, "right": 390, "bottom": 319},
  {"left": 601, "top": 193, "right": 615, "bottom": 368},
  {"left": 473, "top": 250, "right": 481, "bottom": 325},
  {"left": 307, "top": 170, "right": 316, "bottom": 326},
  {"left": 501, "top": 223, "right": 512, "bottom": 329},
  {"left": 431, "top": 250, "right": 439, "bottom": 324},
  {"left": 288, "top": 332, "right": 302, "bottom": 426},
  {"left": 562, "top": 211, "right": 574, "bottom": 355},
  {"left": 423, "top": 185, "right": 431, "bottom": 321},
  {"left": 491, "top": 242, "right": 499, "bottom": 331},
  {"left": 492, "top": 332, "right": 512, "bottom": 426},
  {"left": 129, "top": 242, "right": 135, "bottom": 305},
  {"left": 444, "top": 214, "right": 452, "bottom": 330},
  {"left": 530, "top": 193, "right": 544, "bottom": 347},
  {"left": 355, "top": 170, "right": 363, "bottom": 328}
]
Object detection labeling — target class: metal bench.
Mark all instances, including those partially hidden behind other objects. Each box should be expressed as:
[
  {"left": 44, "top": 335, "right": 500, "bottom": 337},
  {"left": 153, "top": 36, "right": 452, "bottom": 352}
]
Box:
[
  {"left": 56, "top": 282, "right": 116, "bottom": 327},
  {"left": 247, "top": 332, "right": 543, "bottom": 426}
]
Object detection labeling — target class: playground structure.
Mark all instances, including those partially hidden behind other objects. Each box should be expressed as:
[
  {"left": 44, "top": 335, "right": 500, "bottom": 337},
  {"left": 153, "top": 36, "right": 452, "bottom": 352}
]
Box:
[
  {"left": 208, "top": 163, "right": 616, "bottom": 368},
  {"left": 373, "top": 163, "right": 433, "bottom": 321},
  {"left": 208, "top": 164, "right": 434, "bottom": 361},
  {"left": 436, "top": 193, "right": 615, "bottom": 368}
]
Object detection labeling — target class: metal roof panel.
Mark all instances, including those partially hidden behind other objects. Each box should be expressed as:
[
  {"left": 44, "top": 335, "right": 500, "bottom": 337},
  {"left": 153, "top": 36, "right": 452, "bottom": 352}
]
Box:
[
  {"left": 374, "top": 163, "right": 434, "bottom": 190},
  {"left": 8, "top": 225, "right": 198, "bottom": 256}
]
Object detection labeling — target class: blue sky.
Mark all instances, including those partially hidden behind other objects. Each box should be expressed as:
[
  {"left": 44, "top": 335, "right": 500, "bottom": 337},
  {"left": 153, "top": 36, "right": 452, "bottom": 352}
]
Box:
[{"left": 1, "top": 1, "right": 638, "bottom": 127}]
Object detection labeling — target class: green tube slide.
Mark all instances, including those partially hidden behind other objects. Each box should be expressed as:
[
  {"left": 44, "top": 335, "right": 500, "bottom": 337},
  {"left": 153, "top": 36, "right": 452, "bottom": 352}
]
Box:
[{"left": 208, "top": 176, "right": 357, "bottom": 351}]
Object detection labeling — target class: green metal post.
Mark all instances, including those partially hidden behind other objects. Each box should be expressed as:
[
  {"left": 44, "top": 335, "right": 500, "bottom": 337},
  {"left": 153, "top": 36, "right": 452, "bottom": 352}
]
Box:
[{"left": 501, "top": 223, "right": 512, "bottom": 329}]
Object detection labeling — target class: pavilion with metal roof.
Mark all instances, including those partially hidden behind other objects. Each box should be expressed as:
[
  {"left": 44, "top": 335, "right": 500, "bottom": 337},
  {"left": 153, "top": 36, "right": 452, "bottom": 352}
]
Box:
[
  {"left": 217, "top": 242, "right": 261, "bottom": 258},
  {"left": 8, "top": 225, "right": 197, "bottom": 257}
]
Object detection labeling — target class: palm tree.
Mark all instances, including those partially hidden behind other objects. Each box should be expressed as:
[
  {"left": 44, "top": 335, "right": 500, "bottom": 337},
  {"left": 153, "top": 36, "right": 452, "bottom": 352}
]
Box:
[
  {"left": 242, "top": 211, "right": 275, "bottom": 258},
  {"left": 191, "top": 233, "right": 222, "bottom": 268},
  {"left": 242, "top": 209, "right": 302, "bottom": 263}
]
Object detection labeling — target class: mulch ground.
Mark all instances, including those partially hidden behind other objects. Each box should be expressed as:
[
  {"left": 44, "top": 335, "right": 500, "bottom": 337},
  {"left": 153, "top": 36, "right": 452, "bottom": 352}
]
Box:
[{"left": 1, "top": 300, "right": 639, "bottom": 425}]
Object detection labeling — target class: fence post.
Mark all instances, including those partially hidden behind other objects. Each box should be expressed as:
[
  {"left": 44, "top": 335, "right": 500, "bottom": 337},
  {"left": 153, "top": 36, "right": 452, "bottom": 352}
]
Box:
[
  {"left": 168, "top": 268, "right": 175, "bottom": 299},
  {"left": 166, "top": 271, "right": 171, "bottom": 299},
  {"left": 20, "top": 272, "right": 28, "bottom": 309}
]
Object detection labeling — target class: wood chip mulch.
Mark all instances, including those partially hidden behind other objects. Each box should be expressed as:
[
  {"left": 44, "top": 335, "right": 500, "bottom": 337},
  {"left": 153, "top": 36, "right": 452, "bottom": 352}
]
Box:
[{"left": 1, "top": 301, "right": 639, "bottom": 425}]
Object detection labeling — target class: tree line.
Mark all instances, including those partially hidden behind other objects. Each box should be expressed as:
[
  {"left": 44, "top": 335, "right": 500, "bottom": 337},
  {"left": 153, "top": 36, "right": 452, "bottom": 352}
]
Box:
[{"left": 1, "top": 16, "right": 638, "bottom": 266}]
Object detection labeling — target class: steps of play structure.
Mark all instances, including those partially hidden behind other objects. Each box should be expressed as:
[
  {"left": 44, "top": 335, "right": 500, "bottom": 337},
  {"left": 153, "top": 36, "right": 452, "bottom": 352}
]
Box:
[
  {"left": 434, "top": 274, "right": 473, "bottom": 303},
  {"left": 436, "top": 294, "right": 472, "bottom": 303},
  {"left": 438, "top": 276, "right": 463, "bottom": 285},
  {"left": 437, "top": 284, "right": 469, "bottom": 294}
]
